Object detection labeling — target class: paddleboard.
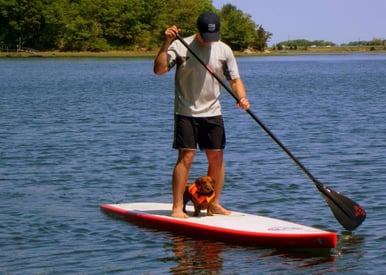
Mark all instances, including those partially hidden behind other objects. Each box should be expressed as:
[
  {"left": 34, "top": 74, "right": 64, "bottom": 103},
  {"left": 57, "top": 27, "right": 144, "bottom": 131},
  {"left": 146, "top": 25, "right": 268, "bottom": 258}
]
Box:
[{"left": 100, "top": 202, "right": 337, "bottom": 249}]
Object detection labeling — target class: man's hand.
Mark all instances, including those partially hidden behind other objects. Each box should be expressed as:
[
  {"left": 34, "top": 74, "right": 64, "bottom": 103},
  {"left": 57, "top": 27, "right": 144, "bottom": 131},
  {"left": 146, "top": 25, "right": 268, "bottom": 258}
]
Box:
[
  {"left": 154, "top": 25, "right": 180, "bottom": 75},
  {"left": 164, "top": 25, "right": 180, "bottom": 43},
  {"left": 237, "top": 97, "right": 250, "bottom": 110}
]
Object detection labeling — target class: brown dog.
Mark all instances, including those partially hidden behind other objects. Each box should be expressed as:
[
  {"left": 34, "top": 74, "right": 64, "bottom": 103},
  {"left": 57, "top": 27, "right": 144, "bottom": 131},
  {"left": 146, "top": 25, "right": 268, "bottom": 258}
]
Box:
[{"left": 183, "top": 176, "right": 216, "bottom": 216}]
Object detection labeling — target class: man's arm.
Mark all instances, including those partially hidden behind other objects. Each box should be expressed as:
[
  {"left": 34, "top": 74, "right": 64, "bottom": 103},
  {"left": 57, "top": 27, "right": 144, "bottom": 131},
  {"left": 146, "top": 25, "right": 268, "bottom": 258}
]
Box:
[
  {"left": 153, "top": 25, "right": 179, "bottom": 75},
  {"left": 229, "top": 78, "right": 250, "bottom": 110}
]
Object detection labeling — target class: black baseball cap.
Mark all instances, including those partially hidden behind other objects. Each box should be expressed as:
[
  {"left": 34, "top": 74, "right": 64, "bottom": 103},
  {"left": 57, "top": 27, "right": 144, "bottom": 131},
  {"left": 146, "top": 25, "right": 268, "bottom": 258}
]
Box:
[{"left": 197, "top": 12, "right": 220, "bottom": 42}]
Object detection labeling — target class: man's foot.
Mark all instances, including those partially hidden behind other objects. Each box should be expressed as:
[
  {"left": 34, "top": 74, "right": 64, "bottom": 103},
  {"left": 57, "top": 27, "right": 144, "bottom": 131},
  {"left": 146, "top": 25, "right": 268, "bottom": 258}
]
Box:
[
  {"left": 171, "top": 208, "right": 189, "bottom": 218},
  {"left": 209, "top": 203, "right": 231, "bottom": 215}
]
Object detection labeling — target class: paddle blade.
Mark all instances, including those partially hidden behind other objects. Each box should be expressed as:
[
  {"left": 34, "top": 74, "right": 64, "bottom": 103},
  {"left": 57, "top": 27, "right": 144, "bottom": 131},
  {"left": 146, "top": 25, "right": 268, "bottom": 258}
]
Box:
[{"left": 319, "top": 185, "right": 366, "bottom": 231}]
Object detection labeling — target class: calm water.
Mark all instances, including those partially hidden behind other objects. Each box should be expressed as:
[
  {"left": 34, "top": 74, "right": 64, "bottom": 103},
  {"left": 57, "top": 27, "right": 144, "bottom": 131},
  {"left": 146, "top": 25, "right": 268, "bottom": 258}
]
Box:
[{"left": 1, "top": 54, "right": 385, "bottom": 274}]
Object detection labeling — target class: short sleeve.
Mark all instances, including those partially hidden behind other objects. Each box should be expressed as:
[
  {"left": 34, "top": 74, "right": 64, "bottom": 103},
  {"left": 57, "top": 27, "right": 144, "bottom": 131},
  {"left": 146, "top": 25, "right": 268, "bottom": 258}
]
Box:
[
  {"left": 167, "top": 41, "right": 179, "bottom": 70},
  {"left": 223, "top": 46, "right": 240, "bottom": 80}
]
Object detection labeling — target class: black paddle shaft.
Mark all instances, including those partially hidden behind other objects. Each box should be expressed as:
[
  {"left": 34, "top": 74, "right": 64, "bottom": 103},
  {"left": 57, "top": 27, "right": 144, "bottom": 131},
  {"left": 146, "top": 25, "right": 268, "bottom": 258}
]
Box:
[{"left": 175, "top": 34, "right": 366, "bottom": 230}]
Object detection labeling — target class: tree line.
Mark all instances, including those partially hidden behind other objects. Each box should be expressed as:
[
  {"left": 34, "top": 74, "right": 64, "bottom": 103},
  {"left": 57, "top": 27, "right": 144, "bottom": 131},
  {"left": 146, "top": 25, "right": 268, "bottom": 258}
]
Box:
[
  {"left": 0, "top": 0, "right": 271, "bottom": 52},
  {"left": 275, "top": 38, "right": 385, "bottom": 50},
  {"left": 344, "top": 38, "right": 386, "bottom": 47}
]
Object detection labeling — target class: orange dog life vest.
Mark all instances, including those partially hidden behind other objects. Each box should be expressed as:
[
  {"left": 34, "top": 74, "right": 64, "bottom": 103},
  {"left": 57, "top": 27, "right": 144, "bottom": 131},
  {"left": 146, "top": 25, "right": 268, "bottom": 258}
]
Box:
[{"left": 188, "top": 183, "right": 215, "bottom": 204}]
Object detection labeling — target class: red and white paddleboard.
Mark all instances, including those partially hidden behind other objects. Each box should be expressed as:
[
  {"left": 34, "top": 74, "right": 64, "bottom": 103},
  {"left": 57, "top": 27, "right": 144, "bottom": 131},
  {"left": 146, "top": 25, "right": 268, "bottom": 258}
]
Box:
[{"left": 100, "top": 202, "right": 337, "bottom": 249}]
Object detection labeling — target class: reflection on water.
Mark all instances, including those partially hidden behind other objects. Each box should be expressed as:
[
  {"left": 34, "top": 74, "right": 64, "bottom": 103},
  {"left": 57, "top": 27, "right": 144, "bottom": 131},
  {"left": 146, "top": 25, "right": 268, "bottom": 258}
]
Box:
[
  {"left": 160, "top": 233, "right": 340, "bottom": 274},
  {"left": 337, "top": 231, "right": 366, "bottom": 256},
  {"left": 260, "top": 248, "right": 336, "bottom": 272},
  {"left": 164, "top": 236, "right": 224, "bottom": 274},
  {"left": 1, "top": 55, "right": 385, "bottom": 273}
]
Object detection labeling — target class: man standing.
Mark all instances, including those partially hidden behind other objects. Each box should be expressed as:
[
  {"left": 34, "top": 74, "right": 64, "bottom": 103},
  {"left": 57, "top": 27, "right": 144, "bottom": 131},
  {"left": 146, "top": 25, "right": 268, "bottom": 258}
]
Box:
[{"left": 154, "top": 11, "right": 250, "bottom": 218}]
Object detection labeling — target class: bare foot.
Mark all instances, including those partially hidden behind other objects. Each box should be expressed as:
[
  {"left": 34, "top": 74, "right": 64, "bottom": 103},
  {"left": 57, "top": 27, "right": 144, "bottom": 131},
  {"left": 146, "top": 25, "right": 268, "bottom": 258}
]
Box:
[
  {"left": 209, "top": 203, "right": 231, "bottom": 215},
  {"left": 171, "top": 208, "right": 189, "bottom": 219}
]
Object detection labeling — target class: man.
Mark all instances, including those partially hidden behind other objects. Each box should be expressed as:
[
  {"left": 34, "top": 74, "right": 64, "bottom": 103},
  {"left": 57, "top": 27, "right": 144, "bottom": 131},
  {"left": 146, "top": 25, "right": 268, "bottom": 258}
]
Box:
[{"left": 154, "top": 11, "right": 250, "bottom": 218}]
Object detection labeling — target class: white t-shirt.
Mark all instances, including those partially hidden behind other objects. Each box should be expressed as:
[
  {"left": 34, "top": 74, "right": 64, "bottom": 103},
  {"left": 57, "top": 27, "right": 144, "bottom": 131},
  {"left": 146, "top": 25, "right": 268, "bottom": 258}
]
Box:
[{"left": 167, "top": 35, "right": 240, "bottom": 117}]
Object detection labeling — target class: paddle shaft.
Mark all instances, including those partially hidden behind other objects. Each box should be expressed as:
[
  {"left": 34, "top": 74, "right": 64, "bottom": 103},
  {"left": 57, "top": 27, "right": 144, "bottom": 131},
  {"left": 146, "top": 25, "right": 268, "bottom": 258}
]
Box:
[
  {"left": 176, "top": 34, "right": 323, "bottom": 189},
  {"left": 175, "top": 34, "right": 366, "bottom": 229},
  {"left": 175, "top": 34, "right": 368, "bottom": 231}
]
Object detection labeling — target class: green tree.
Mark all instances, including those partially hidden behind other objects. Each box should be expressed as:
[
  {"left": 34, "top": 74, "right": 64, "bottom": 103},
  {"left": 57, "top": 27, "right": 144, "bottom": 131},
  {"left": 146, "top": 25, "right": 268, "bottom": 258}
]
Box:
[
  {"left": 0, "top": 0, "right": 66, "bottom": 49},
  {"left": 162, "top": 0, "right": 215, "bottom": 37},
  {"left": 60, "top": 0, "right": 108, "bottom": 51},
  {"left": 0, "top": 0, "right": 35, "bottom": 47},
  {"left": 0, "top": 0, "right": 273, "bottom": 52},
  {"left": 254, "top": 25, "right": 272, "bottom": 51},
  {"left": 59, "top": 0, "right": 213, "bottom": 51},
  {"left": 220, "top": 4, "right": 256, "bottom": 51},
  {"left": 96, "top": 0, "right": 145, "bottom": 50},
  {"left": 40, "top": 1, "right": 66, "bottom": 49}
]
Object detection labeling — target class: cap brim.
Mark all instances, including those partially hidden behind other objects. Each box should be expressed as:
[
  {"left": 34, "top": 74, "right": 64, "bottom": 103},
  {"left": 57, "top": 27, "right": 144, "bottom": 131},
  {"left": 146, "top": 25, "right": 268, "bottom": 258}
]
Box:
[{"left": 200, "top": 32, "right": 219, "bottom": 42}]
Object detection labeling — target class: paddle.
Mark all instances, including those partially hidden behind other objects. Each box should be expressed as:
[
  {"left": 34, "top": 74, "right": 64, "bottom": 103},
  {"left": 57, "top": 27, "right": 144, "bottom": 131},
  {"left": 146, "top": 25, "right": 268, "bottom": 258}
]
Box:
[{"left": 176, "top": 33, "right": 366, "bottom": 231}]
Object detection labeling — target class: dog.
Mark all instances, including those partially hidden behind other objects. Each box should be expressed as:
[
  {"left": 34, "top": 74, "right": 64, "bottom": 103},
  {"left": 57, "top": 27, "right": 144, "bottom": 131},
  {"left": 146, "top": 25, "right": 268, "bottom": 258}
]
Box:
[{"left": 183, "top": 176, "right": 216, "bottom": 217}]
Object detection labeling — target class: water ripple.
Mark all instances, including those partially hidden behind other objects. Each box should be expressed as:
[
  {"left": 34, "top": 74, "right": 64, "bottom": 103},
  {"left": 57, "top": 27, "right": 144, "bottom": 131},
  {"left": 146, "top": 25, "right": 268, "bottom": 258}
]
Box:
[{"left": 1, "top": 55, "right": 385, "bottom": 274}]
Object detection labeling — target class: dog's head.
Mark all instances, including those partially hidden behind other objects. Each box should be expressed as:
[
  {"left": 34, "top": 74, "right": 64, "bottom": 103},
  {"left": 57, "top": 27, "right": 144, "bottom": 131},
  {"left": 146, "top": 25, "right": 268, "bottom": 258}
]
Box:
[{"left": 194, "top": 176, "right": 215, "bottom": 194}]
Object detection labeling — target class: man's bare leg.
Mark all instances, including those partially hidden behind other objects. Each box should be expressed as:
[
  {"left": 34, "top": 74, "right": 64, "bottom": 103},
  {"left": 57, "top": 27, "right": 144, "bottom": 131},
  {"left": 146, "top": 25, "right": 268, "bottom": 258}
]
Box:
[
  {"left": 171, "top": 149, "right": 195, "bottom": 218},
  {"left": 206, "top": 150, "right": 231, "bottom": 215}
]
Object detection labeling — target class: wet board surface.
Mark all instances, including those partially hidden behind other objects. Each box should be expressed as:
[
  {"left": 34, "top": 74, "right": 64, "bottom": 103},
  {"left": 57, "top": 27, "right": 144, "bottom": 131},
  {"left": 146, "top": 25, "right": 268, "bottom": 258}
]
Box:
[{"left": 100, "top": 202, "right": 337, "bottom": 249}]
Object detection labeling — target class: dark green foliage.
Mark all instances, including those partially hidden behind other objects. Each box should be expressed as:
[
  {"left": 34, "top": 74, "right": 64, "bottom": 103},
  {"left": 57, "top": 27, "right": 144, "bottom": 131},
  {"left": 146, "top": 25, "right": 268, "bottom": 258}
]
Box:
[
  {"left": 0, "top": 0, "right": 270, "bottom": 51},
  {"left": 344, "top": 38, "right": 385, "bottom": 46},
  {"left": 219, "top": 4, "right": 271, "bottom": 51}
]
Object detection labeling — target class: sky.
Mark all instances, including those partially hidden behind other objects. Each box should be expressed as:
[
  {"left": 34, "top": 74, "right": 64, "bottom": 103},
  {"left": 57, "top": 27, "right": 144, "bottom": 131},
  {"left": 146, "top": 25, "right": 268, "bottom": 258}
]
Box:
[{"left": 212, "top": 0, "right": 386, "bottom": 45}]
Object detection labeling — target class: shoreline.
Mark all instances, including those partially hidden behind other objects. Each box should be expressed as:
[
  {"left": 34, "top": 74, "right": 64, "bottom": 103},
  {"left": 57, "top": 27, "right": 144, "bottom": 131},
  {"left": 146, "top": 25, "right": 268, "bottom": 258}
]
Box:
[{"left": 1, "top": 46, "right": 385, "bottom": 58}]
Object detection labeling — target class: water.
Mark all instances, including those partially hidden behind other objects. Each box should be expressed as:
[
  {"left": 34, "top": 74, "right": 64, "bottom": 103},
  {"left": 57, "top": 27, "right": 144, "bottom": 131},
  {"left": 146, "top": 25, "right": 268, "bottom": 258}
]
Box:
[{"left": 1, "top": 54, "right": 385, "bottom": 274}]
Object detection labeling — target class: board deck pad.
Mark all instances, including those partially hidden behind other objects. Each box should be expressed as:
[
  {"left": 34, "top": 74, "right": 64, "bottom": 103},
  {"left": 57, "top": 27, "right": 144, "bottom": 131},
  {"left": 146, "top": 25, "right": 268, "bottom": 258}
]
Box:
[{"left": 100, "top": 202, "right": 337, "bottom": 249}]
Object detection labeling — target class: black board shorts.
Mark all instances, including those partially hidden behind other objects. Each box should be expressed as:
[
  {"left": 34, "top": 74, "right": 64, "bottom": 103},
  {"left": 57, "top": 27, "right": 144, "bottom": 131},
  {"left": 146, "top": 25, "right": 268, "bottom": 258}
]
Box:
[{"left": 173, "top": 114, "right": 226, "bottom": 150}]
